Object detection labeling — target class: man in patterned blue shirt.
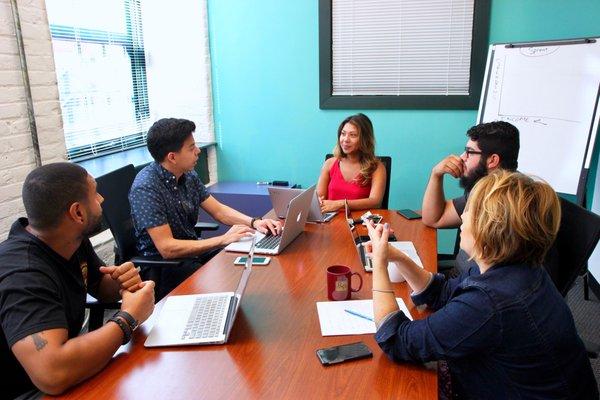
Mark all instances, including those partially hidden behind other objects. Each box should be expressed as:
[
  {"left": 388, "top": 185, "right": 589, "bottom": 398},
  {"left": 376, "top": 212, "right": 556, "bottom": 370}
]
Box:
[{"left": 129, "top": 118, "right": 282, "bottom": 298}]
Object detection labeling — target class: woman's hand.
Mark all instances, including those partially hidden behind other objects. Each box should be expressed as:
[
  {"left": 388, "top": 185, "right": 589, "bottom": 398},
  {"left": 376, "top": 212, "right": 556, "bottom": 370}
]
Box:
[
  {"left": 320, "top": 199, "right": 343, "bottom": 213},
  {"left": 366, "top": 221, "right": 390, "bottom": 265}
]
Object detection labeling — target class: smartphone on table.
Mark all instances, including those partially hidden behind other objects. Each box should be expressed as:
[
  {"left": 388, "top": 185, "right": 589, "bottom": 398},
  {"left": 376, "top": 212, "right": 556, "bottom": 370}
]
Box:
[
  {"left": 233, "top": 256, "right": 271, "bottom": 266},
  {"left": 316, "top": 341, "right": 373, "bottom": 365},
  {"left": 397, "top": 209, "right": 421, "bottom": 220}
]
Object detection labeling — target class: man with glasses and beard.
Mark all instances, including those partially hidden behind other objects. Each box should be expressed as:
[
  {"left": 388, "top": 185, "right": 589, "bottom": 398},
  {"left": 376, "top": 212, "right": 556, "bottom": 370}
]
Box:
[
  {"left": 0, "top": 163, "right": 155, "bottom": 398},
  {"left": 421, "top": 121, "right": 520, "bottom": 273}
]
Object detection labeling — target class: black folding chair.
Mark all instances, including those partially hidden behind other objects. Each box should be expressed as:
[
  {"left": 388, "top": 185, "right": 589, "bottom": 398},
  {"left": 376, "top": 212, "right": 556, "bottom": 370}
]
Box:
[
  {"left": 544, "top": 198, "right": 600, "bottom": 357},
  {"left": 87, "top": 164, "right": 217, "bottom": 329}
]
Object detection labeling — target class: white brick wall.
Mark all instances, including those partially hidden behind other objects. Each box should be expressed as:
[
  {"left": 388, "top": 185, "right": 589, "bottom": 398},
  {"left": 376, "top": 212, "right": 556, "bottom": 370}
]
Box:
[{"left": 0, "top": 0, "right": 67, "bottom": 240}]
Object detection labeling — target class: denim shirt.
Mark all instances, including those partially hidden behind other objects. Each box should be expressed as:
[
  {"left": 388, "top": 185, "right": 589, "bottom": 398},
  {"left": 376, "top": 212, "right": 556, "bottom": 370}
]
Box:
[
  {"left": 375, "top": 264, "right": 598, "bottom": 399},
  {"left": 129, "top": 162, "right": 210, "bottom": 257}
]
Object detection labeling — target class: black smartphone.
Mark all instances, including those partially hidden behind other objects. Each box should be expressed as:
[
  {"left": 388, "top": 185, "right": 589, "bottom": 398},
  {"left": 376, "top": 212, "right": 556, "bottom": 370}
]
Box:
[
  {"left": 397, "top": 209, "right": 421, "bottom": 220},
  {"left": 316, "top": 341, "right": 373, "bottom": 365}
]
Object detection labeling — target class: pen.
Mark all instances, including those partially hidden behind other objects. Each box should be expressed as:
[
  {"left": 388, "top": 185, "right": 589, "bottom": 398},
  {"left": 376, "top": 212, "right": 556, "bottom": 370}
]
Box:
[{"left": 344, "top": 309, "right": 374, "bottom": 322}]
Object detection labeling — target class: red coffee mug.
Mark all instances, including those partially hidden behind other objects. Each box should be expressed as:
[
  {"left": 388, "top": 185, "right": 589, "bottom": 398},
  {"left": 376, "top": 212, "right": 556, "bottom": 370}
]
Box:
[{"left": 327, "top": 265, "right": 363, "bottom": 301}]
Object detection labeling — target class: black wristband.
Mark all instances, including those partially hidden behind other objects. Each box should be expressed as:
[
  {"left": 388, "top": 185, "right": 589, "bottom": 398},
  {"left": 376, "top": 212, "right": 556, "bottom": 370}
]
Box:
[
  {"left": 116, "top": 310, "right": 138, "bottom": 331},
  {"left": 250, "top": 217, "right": 262, "bottom": 229},
  {"left": 108, "top": 311, "right": 138, "bottom": 345},
  {"left": 109, "top": 315, "right": 132, "bottom": 345}
]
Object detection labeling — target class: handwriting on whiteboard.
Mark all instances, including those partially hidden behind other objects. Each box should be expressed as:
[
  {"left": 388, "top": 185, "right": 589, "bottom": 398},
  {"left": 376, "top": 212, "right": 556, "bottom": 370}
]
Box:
[
  {"left": 491, "top": 57, "right": 505, "bottom": 101},
  {"left": 498, "top": 114, "right": 580, "bottom": 125},
  {"left": 520, "top": 47, "right": 559, "bottom": 57}
]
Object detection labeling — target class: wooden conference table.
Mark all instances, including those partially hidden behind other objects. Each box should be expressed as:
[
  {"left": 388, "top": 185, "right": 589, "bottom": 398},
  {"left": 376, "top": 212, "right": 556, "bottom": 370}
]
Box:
[{"left": 54, "top": 209, "right": 438, "bottom": 399}]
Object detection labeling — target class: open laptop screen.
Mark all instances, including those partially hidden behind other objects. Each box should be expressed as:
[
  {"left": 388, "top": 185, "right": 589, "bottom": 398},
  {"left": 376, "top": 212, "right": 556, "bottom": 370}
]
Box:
[
  {"left": 234, "top": 236, "right": 255, "bottom": 298},
  {"left": 224, "top": 236, "right": 255, "bottom": 340}
]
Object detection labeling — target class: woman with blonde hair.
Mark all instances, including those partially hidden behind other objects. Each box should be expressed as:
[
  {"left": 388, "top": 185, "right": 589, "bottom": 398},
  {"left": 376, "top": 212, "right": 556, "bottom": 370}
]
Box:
[
  {"left": 316, "top": 113, "right": 386, "bottom": 212},
  {"left": 367, "top": 170, "right": 597, "bottom": 399}
]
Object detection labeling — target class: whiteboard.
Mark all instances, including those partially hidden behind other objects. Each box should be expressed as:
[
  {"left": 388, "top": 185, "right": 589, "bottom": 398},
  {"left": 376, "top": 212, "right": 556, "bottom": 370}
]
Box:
[{"left": 478, "top": 39, "right": 600, "bottom": 194}]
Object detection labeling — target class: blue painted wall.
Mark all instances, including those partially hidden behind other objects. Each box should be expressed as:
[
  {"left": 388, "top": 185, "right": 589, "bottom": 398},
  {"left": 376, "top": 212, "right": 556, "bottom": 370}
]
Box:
[{"left": 207, "top": 0, "right": 600, "bottom": 251}]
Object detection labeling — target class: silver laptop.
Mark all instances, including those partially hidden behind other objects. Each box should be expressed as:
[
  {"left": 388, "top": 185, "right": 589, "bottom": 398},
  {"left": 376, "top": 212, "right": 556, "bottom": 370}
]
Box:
[
  {"left": 268, "top": 186, "right": 336, "bottom": 223},
  {"left": 144, "top": 238, "right": 256, "bottom": 347},
  {"left": 225, "top": 185, "right": 316, "bottom": 255}
]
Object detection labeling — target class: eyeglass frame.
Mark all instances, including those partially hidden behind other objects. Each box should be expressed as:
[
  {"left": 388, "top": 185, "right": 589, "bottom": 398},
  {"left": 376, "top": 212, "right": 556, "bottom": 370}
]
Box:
[{"left": 463, "top": 147, "right": 484, "bottom": 159}]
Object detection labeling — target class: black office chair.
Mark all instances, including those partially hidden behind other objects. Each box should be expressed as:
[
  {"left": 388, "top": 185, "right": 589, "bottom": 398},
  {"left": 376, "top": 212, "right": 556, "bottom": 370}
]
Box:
[
  {"left": 325, "top": 154, "right": 392, "bottom": 209},
  {"left": 544, "top": 198, "right": 600, "bottom": 295},
  {"left": 87, "top": 164, "right": 218, "bottom": 329},
  {"left": 544, "top": 198, "right": 600, "bottom": 357}
]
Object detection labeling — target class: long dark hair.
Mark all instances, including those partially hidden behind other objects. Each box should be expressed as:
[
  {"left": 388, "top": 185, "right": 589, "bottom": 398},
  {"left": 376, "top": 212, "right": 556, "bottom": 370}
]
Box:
[{"left": 332, "top": 113, "right": 378, "bottom": 185}]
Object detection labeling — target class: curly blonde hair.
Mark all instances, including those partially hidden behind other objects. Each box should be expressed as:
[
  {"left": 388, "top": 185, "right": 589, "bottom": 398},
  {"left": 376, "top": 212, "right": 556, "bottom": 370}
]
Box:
[
  {"left": 467, "top": 170, "right": 561, "bottom": 267},
  {"left": 332, "top": 113, "right": 378, "bottom": 186}
]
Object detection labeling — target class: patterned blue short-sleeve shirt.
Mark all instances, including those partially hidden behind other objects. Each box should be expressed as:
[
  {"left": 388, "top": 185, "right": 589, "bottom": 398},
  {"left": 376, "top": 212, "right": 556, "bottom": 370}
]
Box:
[{"left": 129, "top": 162, "right": 210, "bottom": 257}]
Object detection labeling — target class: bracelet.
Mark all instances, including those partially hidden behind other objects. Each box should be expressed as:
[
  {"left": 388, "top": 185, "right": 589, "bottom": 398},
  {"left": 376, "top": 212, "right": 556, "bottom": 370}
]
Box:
[
  {"left": 116, "top": 310, "right": 139, "bottom": 331},
  {"left": 372, "top": 289, "right": 395, "bottom": 293},
  {"left": 250, "top": 216, "right": 262, "bottom": 229},
  {"left": 109, "top": 314, "right": 133, "bottom": 345}
]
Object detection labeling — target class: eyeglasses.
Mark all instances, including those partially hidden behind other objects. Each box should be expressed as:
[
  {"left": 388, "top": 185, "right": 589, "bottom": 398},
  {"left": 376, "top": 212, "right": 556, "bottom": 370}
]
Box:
[{"left": 463, "top": 147, "right": 483, "bottom": 159}]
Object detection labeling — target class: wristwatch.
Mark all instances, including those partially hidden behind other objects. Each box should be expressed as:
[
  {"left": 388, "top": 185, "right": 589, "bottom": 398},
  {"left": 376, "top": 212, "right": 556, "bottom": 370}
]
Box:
[
  {"left": 250, "top": 216, "right": 262, "bottom": 229},
  {"left": 109, "top": 311, "right": 139, "bottom": 345}
]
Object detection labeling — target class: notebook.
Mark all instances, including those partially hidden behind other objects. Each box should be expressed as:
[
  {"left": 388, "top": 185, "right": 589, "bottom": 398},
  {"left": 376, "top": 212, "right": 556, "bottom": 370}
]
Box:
[
  {"left": 225, "top": 185, "right": 316, "bottom": 255},
  {"left": 268, "top": 186, "right": 336, "bottom": 223},
  {"left": 144, "top": 238, "right": 256, "bottom": 347}
]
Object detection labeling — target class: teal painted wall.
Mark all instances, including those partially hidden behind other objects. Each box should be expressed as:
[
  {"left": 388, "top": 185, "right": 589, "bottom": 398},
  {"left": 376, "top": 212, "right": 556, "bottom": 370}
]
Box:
[{"left": 207, "top": 0, "right": 600, "bottom": 251}]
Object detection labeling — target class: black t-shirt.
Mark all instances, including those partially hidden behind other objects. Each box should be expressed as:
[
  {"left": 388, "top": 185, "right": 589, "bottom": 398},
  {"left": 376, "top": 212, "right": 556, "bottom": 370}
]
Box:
[
  {"left": 0, "top": 218, "right": 103, "bottom": 399},
  {"left": 451, "top": 193, "right": 479, "bottom": 274},
  {"left": 451, "top": 193, "right": 468, "bottom": 217}
]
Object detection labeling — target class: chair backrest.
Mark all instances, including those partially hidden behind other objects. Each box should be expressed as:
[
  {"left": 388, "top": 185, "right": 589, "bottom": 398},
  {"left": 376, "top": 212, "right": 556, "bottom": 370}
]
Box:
[
  {"left": 325, "top": 154, "right": 392, "bottom": 209},
  {"left": 95, "top": 164, "right": 138, "bottom": 263},
  {"left": 544, "top": 198, "right": 600, "bottom": 296}
]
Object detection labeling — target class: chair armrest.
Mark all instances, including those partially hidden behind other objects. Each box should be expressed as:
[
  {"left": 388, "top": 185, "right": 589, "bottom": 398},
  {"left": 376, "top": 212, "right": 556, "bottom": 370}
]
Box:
[
  {"left": 437, "top": 253, "right": 456, "bottom": 261},
  {"left": 195, "top": 222, "right": 219, "bottom": 232},
  {"left": 86, "top": 294, "right": 121, "bottom": 310},
  {"left": 130, "top": 257, "right": 182, "bottom": 268},
  {"left": 85, "top": 294, "right": 121, "bottom": 331}
]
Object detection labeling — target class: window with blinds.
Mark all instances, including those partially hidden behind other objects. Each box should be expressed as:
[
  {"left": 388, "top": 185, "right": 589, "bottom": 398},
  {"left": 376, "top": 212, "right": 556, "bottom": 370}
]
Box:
[
  {"left": 46, "top": 0, "right": 150, "bottom": 160},
  {"left": 319, "top": 0, "right": 490, "bottom": 109}
]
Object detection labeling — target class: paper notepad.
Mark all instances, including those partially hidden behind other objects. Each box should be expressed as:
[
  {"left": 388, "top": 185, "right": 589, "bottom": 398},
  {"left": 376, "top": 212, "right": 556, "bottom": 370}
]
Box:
[{"left": 316, "top": 298, "right": 413, "bottom": 336}]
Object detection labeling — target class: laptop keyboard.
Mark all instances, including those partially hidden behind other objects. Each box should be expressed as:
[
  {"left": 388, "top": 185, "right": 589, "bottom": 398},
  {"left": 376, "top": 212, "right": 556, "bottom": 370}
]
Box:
[
  {"left": 181, "top": 295, "right": 229, "bottom": 340},
  {"left": 256, "top": 234, "right": 281, "bottom": 249}
]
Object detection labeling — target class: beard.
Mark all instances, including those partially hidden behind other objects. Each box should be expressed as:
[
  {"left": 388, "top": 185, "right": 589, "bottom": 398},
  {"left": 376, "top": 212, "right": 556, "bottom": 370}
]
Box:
[
  {"left": 82, "top": 209, "right": 104, "bottom": 238},
  {"left": 459, "top": 159, "right": 488, "bottom": 192}
]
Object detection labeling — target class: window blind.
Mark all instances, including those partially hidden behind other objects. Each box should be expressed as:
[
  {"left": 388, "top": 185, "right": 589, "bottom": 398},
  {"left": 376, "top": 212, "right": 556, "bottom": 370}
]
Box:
[
  {"left": 332, "top": 0, "right": 475, "bottom": 96},
  {"left": 46, "top": 0, "right": 150, "bottom": 160}
]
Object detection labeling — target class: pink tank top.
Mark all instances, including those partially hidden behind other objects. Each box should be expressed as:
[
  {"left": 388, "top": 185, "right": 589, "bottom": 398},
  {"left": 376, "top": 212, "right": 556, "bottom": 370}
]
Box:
[{"left": 327, "top": 159, "right": 372, "bottom": 200}]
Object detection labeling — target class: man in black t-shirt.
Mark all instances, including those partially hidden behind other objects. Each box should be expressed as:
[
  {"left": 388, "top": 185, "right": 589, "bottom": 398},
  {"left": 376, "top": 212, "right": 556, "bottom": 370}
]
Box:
[
  {"left": 421, "top": 122, "right": 520, "bottom": 272},
  {"left": 0, "top": 163, "right": 155, "bottom": 398}
]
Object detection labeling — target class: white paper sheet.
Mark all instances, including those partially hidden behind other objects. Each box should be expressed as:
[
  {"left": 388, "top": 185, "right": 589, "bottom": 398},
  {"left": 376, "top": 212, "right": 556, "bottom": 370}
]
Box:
[
  {"left": 386, "top": 241, "right": 423, "bottom": 282},
  {"left": 316, "top": 298, "right": 413, "bottom": 336}
]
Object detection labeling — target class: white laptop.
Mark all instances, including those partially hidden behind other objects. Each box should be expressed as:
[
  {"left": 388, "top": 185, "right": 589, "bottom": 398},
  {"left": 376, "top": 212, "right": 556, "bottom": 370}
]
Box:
[
  {"left": 268, "top": 186, "right": 336, "bottom": 223},
  {"left": 225, "top": 185, "right": 316, "bottom": 255},
  {"left": 144, "top": 238, "right": 256, "bottom": 347}
]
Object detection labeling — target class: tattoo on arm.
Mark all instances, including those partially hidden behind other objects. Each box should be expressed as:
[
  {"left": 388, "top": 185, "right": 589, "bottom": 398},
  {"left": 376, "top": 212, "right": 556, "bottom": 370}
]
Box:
[{"left": 32, "top": 333, "right": 48, "bottom": 351}]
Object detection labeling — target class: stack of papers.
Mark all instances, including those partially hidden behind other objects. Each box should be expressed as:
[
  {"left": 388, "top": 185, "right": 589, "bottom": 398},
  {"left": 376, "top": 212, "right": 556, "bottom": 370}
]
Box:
[{"left": 316, "top": 298, "right": 413, "bottom": 336}]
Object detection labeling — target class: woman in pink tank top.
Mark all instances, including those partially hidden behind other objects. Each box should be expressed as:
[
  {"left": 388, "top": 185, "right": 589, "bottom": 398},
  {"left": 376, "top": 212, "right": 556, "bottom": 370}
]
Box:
[{"left": 316, "top": 113, "right": 386, "bottom": 213}]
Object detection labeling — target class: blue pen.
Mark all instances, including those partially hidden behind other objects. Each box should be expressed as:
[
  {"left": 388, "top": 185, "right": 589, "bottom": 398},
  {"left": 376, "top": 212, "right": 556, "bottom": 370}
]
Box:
[{"left": 344, "top": 308, "right": 374, "bottom": 322}]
